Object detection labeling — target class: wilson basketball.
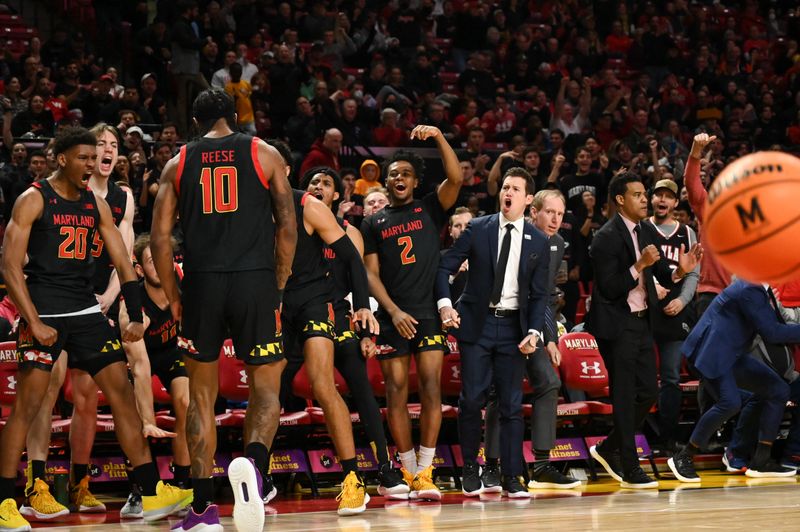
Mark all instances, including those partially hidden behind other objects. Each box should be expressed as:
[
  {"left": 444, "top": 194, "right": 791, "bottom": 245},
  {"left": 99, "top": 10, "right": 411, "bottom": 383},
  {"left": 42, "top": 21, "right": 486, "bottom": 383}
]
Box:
[{"left": 704, "top": 151, "right": 800, "bottom": 284}]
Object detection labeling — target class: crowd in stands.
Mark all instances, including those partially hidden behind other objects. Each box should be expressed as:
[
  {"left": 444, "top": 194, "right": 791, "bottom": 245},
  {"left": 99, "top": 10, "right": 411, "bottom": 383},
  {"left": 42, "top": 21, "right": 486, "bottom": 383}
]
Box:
[
  {"left": 0, "top": 1, "right": 798, "bottom": 510},
  {"left": 0, "top": 0, "right": 796, "bottom": 302}
]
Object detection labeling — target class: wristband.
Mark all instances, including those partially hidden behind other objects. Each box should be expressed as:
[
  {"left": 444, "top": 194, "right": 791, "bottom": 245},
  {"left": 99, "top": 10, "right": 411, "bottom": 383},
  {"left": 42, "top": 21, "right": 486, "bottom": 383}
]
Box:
[
  {"left": 357, "top": 326, "right": 373, "bottom": 340},
  {"left": 277, "top": 289, "right": 284, "bottom": 305},
  {"left": 120, "top": 280, "right": 143, "bottom": 323}
]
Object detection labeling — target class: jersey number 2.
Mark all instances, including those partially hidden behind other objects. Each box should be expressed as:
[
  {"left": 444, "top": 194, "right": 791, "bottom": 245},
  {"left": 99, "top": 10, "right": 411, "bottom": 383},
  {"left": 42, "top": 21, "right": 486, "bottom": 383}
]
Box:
[
  {"left": 398, "top": 236, "right": 416, "bottom": 265},
  {"left": 58, "top": 227, "right": 89, "bottom": 260},
  {"left": 200, "top": 166, "right": 238, "bottom": 214}
]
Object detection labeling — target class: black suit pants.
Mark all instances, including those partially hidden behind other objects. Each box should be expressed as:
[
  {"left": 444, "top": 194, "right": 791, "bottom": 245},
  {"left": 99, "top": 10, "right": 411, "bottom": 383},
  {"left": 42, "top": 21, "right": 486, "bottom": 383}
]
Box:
[{"left": 596, "top": 313, "right": 658, "bottom": 474}]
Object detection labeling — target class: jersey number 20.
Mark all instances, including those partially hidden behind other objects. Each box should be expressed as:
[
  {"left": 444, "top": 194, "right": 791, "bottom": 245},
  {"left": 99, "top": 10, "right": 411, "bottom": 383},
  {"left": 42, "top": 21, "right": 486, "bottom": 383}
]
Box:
[
  {"left": 200, "top": 166, "right": 238, "bottom": 214},
  {"left": 398, "top": 236, "right": 416, "bottom": 265},
  {"left": 58, "top": 226, "right": 89, "bottom": 260}
]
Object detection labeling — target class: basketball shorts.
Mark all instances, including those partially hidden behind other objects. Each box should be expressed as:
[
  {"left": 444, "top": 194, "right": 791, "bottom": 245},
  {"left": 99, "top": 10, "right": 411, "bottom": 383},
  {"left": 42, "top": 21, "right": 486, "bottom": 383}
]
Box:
[
  {"left": 282, "top": 295, "right": 336, "bottom": 360},
  {"left": 149, "top": 347, "right": 189, "bottom": 387},
  {"left": 376, "top": 312, "right": 447, "bottom": 360},
  {"left": 17, "top": 313, "right": 126, "bottom": 376},
  {"left": 181, "top": 270, "right": 283, "bottom": 366},
  {"left": 333, "top": 303, "right": 359, "bottom": 348}
]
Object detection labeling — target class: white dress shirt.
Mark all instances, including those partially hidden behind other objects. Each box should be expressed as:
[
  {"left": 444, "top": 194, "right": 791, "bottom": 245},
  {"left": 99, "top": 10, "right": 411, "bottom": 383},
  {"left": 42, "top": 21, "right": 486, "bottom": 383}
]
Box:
[
  {"left": 438, "top": 213, "right": 541, "bottom": 344},
  {"left": 493, "top": 213, "right": 525, "bottom": 310}
]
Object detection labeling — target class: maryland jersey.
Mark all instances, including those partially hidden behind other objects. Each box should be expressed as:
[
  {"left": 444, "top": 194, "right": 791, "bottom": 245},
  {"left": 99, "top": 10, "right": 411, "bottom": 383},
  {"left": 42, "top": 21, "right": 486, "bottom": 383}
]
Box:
[
  {"left": 24, "top": 180, "right": 100, "bottom": 314},
  {"left": 141, "top": 279, "right": 179, "bottom": 354},
  {"left": 91, "top": 180, "right": 128, "bottom": 293},
  {"left": 176, "top": 133, "right": 275, "bottom": 272},
  {"left": 285, "top": 190, "right": 332, "bottom": 304},
  {"left": 360, "top": 192, "right": 447, "bottom": 318}
]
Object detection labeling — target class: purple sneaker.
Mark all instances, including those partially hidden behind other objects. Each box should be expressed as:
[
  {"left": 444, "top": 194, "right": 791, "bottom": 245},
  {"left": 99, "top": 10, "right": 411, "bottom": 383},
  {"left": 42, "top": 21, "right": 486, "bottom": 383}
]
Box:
[
  {"left": 170, "top": 504, "right": 223, "bottom": 532},
  {"left": 229, "top": 457, "right": 265, "bottom": 531}
]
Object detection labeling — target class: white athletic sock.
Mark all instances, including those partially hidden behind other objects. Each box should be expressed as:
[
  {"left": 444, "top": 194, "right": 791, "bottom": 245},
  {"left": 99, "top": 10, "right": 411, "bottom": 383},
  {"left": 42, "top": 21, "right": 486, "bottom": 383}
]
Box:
[
  {"left": 417, "top": 446, "right": 436, "bottom": 472},
  {"left": 398, "top": 449, "right": 417, "bottom": 473}
]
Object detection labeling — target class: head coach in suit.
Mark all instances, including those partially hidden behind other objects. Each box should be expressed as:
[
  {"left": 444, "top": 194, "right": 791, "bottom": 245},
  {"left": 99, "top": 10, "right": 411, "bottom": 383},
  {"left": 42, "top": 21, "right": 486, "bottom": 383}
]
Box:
[
  {"left": 585, "top": 173, "right": 702, "bottom": 488},
  {"left": 436, "top": 168, "right": 549, "bottom": 498}
]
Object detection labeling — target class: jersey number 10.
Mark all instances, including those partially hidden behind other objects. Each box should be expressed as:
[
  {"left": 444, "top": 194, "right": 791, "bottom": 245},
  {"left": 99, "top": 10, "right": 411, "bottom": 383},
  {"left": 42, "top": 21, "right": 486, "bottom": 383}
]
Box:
[{"left": 200, "top": 166, "right": 239, "bottom": 214}]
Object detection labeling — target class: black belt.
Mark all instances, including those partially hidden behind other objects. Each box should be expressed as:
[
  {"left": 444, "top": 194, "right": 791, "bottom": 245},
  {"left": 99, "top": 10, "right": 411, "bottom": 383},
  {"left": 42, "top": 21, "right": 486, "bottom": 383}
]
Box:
[
  {"left": 490, "top": 308, "right": 519, "bottom": 318},
  {"left": 631, "top": 309, "right": 648, "bottom": 319}
]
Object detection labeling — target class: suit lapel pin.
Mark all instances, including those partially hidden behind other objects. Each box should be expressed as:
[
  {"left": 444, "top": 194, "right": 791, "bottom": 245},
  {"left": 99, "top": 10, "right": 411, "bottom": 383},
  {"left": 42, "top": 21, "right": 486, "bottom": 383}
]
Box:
[{"left": 524, "top": 234, "right": 531, "bottom": 240}]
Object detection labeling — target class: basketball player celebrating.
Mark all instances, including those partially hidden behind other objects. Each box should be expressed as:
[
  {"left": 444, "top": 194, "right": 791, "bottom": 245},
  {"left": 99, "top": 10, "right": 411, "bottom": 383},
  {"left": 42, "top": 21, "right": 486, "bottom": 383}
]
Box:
[
  {"left": 117, "top": 234, "right": 192, "bottom": 519},
  {"left": 361, "top": 125, "right": 463, "bottom": 499},
  {"left": 280, "top": 174, "right": 380, "bottom": 514},
  {"left": 302, "top": 167, "right": 409, "bottom": 499},
  {"left": 151, "top": 89, "right": 296, "bottom": 532},
  {"left": 0, "top": 127, "right": 192, "bottom": 532},
  {"left": 644, "top": 179, "right": 699, "bottom": 454},
  {"left": 22, "top": 123, "right": 139, "bottom": 519}
]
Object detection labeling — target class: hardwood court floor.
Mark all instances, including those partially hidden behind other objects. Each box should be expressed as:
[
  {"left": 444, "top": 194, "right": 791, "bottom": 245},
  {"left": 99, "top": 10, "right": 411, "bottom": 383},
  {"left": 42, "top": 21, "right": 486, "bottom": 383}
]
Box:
[{"left": 27, "top": 472, "right": 800, "bottom": 531}]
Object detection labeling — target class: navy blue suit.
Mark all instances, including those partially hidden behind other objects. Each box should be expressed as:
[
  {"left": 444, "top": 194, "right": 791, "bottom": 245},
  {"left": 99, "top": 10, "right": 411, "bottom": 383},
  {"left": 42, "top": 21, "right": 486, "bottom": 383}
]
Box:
[
  {"left": 683, "top": 280, "right": 800, "bottom": 448},
  {"left": 436, "top": 214, "right": 549, "bottom": 476}
]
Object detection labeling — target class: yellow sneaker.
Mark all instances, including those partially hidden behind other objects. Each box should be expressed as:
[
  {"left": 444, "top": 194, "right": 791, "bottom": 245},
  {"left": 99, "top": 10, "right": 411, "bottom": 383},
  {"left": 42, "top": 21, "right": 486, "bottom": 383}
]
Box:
[
  {"left": 400, "top": 467, "right": 415, "bottom": 487},
  {"left": 19, "top": 479, "right": 69, "bottom": 520},
  {"left": 336, "top": 471, "right": 369, "bottom": 516},
  {"left": 0, "top": 498, "right": 31, "bottom": 531},
  {"left": 142, "top": 481, "right": 193, "bottom": 522},
  {"left": 70, "top": 476, "right": 106, "bottom": 513},
  {"left": 411, "top": 466, "right": 441, "bottom": 501}
]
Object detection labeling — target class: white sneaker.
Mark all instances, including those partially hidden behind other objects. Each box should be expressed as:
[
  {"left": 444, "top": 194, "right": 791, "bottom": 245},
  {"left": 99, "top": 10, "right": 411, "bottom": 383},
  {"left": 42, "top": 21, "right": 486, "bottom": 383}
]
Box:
[
  {"left": 120, "top": 493, "right": 143, "bottom": 519},
  {"left": 229, "top": 457, "right": 266, "bottom": 532}
]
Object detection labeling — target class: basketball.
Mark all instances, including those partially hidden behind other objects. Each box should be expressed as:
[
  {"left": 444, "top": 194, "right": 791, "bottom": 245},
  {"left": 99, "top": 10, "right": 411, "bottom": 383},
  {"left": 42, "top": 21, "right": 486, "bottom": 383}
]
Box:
[{"left": 704, "top": 151, "right": 800, "bottom": 284}]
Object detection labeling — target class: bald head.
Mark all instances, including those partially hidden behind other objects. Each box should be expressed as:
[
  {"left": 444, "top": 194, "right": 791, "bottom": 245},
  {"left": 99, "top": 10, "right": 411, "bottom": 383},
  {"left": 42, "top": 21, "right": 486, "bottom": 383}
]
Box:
[{"left": 323, "top": 128, "right": 343, "bottom": 153}]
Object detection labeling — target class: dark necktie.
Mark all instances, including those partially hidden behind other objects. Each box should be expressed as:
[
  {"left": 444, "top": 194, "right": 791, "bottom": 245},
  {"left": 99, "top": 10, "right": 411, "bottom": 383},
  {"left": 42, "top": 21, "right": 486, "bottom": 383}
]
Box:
[
  {"left": 490, "top": 224, "right": 513, "bottom": 305},
  {"left": 633, "top": 223, "right": 644, "bottom": 251},
  {"left": 767, "top": 286, "right": 786, "bottom": 324}
]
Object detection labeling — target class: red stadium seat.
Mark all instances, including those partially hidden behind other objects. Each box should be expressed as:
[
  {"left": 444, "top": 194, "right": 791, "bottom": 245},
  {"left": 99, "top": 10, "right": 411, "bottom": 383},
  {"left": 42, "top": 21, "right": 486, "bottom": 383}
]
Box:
[
  {"left": 218, "top": 339, "right": 249, "bottom": 402},
  {"left": 0, "top": 341, "right": 18, "bottom": 407},
  {"left": 152, "top": 375, "right": 172, "bottom": 404},
  {"left": 440, "top": 352, "right": 462, "bottom": 397},
  {"left": 558, "top": 332, "right": 609, "bottom": 394},
  {"left": 558, "top": 332, "right": 612, "bottom": 415}
]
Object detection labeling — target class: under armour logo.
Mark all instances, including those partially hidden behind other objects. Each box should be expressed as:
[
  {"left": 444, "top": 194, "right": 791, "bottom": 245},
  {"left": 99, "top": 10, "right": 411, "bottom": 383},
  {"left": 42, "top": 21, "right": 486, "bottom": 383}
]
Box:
[
  {"left": 581, "top": 361, "right": 601, "bottom": 375},
  {"left": 239, "top": 370, "right": 247, "bottom": 385},
  {"left": 450, "top": 365, "right": 460, "bottom": 381},
  {"left": 7, "top": 376, "right": 16, "bottom": 390}
]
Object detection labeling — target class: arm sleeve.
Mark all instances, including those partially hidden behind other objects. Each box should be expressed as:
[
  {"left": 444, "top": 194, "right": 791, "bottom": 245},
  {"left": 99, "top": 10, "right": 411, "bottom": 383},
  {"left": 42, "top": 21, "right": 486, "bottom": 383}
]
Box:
[
  {"left": 683, "top": 156, "right": 707, "bottom": 223},
  {"left": 678, "top": 226, "right": 700, "bottom": 306},
  {"left": 329, "top": 234, "right": 370, "bottom": 311}
]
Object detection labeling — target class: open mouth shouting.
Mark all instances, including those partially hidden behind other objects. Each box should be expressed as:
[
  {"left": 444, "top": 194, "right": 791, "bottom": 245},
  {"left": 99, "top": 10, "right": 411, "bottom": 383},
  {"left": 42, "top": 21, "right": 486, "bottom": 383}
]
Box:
[
  {"left": 81, "top": 171, "right": 92, "bottom": 186},
  {"left": 99, "top": 155, "right": 114, "bottom": 176}
]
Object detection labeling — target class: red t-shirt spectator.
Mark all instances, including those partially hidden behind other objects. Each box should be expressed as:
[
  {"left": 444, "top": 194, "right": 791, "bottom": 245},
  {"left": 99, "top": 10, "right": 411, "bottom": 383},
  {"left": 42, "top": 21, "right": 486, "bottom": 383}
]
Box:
[{"left": 481, "top": 109, "right": 516, "bottom": 140}]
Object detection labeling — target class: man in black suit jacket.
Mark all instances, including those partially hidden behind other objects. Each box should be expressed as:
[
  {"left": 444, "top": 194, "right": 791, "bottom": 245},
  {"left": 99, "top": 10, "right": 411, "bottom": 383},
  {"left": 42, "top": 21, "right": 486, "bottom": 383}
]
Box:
[
  {"left": 436, "top": 168, "right": 549, "bottom": 498},
  {"left": 585, "top": 173, "right": 702, "bottom": 488}
]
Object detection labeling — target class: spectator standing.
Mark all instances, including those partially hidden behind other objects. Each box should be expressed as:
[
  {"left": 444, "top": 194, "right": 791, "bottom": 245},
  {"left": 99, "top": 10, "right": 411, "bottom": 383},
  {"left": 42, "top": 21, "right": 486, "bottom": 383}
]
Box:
[
  {"left": 300, "top": 128, "right": 342, "bottom": 176},
  {"left": 169, "top": 0, "right": 211, "bottom": 135},
  {"left": 225, "top": 62, "right": 256, "bottom": 135}
]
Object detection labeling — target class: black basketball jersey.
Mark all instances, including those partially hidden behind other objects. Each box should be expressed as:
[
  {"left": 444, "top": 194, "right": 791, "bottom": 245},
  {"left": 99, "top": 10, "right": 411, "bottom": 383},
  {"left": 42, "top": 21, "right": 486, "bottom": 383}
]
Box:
[
  {"left": 141, "top": 280, "right": 179, "bottom": 354},
  {"left": 360, "top": 192, "right": 447, "bottom": 318},
  {"left": 24, "top": 180, "right": 100, "bottom": 314},
  {"left": 91, "top": 180, "right": 128, "bottom": 293},
  {"left": 323, "top": 216, "right": 351, "bottom": 311},
  {"left": 177, "top": 133, "right": 275, "bottom": 272},
  {"left": 646, "top": 217, "right": 695, "bottom": 341},
  {"left": 285, "top": 190, "right": 332, "bottom": 304}
]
